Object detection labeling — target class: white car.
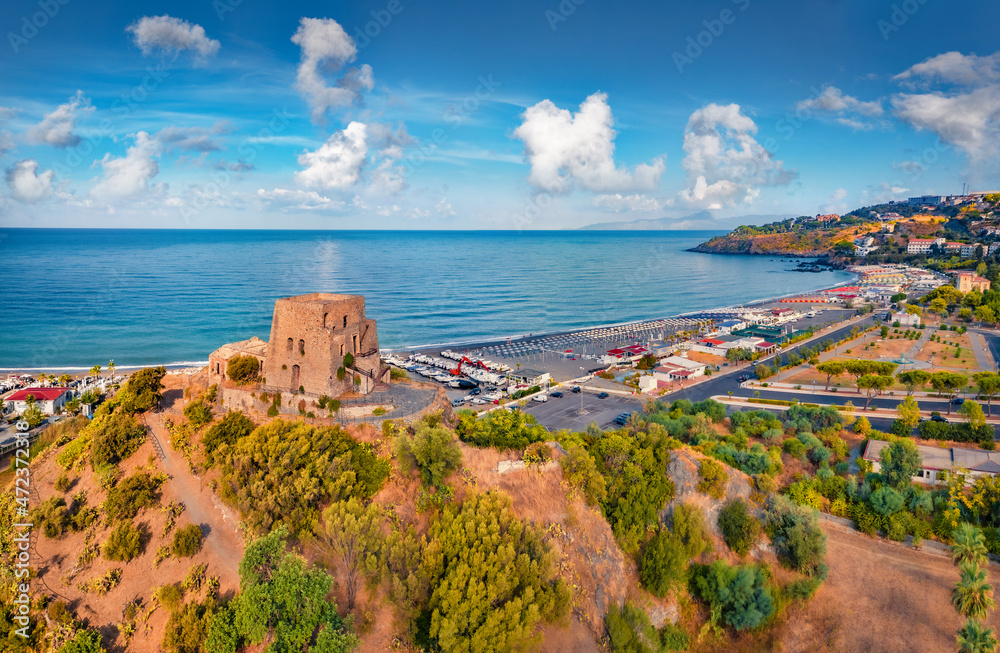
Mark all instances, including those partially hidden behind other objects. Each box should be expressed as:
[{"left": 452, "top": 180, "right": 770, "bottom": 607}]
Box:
[
  {"left": 532, "top": 394, "right": 548, "bottom": 403},
  {"left": 471, "top": 397, "right": 487, "bottom": 405}
]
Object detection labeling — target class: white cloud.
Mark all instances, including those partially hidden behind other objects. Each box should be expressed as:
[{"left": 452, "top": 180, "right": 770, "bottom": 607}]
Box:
[
  {"left": 819, "top": 187, "right": 848, "bottom": 214},
  {"left": 512, "top": 92, "right": 665, "bottom": 194},
  {"left": 5, "top": 159, "right": 55, "bottom": 203},
  {"left": 295, "top": 121, "right": 368, "bottom": 190},
  {"left": 28, "top": 91, "right": 92, "bottom": 148},
  {"left": 156, "top": 121, "right": 230, "bottom": 152},
  {"left": 894, "top": 51, "right": 1000, "bottom": 86},
  {"left": 861, "top": 182, "right": 909, "bottom": 205},
  {"left": 892, "top": 85, "right": 1000, "bottom": 164},
  {"left": 678, "top": 103, "right": 795, "bottom": 209},
  {"left": 892, "top": 51, "right": 1000, "bottom": 165},
  {"left": 90, "top": 132, "right": 161, "bottom": 201},
  {"left": 257, "top": 188, "right": 345, "bottom": 212},
  {"left": 435, "top": 198, "right": 455, "bottom": 215},
  {"left": 797, "top": 86, "right": 883, "bottom": 116},
  {"left": 291, "top": 18, "right": 373, "bottom": 124},
  {"left": 592, "top": 193, "right": 663, "bottom": 212},
  {"left": 127, "top": 15, "right": 220, "bottom": 62}
]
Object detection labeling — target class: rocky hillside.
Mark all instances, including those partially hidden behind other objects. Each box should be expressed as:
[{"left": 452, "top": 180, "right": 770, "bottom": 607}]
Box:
[{"left": 689, "top": 222, "right": 879, "bottom": 257}]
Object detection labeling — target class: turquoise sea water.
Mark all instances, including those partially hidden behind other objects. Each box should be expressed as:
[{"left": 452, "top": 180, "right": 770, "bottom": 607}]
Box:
[{"left": 0, "top": 229, "right": 855, "bottom": 369}]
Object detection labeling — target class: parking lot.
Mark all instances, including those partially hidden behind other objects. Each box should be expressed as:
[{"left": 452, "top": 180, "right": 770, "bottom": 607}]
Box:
[{"left": 520, "top": 390, "right": 646, "bottom": 432}]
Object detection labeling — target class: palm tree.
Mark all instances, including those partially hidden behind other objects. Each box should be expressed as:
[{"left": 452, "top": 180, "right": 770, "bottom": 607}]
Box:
[
  {"left": 108, "top": 359, "right": 116, "bottom": 382},
  {"left": 952, "top": 523, "right": 990, "bottom": 567},
  {"left": 952, "top": 561, "right": 997, "bottom": 621},
  {"left": 957, "top": 619, "right": 998, "bottom": 653},
  {"left": 90, "top": 364, "right": 101, "bottom": 380}
]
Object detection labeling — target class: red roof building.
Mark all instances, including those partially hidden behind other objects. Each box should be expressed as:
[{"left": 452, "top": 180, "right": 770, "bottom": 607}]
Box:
[{"left": 6, "top": 387, "right": 70, "bottom": 402}]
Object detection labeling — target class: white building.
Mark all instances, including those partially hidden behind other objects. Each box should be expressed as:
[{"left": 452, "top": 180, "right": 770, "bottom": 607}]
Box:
[
  {"left": 907, "top": 237, "right": 945, "bottom": 254},
  {"left": 4, "top": 387, "right": 71, "bottom": 415},
  {"left": 653, "top": 356, "right": 707, "bottom": 383},
  {"left": 961, "top": 243, "right": 984, "bottom": 258},
  {"left": 891, "top": 312, "right": 921, "bottom": 327}
]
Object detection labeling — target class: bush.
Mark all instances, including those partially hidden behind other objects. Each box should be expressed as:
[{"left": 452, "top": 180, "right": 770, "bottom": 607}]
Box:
[
  {"left": 523, "top": 441, "right": 552, "bottom": 465},
  {"left": 456, "top": 408, "right": 547, "bottom": 450},
  {"left": 782, "top": 438, "right": 807, "bottom": 458},
  {"left": 105, "top": 471, "right": 163, "bottom": 521},
  {"left": 763, "top": 495, "right": 827, "bottom": 573},
  {"left": 90, "top": 410, "right": 146, "bottom": 468},
  {"left": 103, "top": 521, "right": 144, "bottom": 562},
  {"left": 394, "top": 423, "right": 462, "bottom": 491},
  {"left": 162, "top": 597, "right": 216, "bottom": 653},
  {"left": 607, "top": 602, "right": 688, "bottom": 653},
  {"left": 672, "top": 503, "right": 711, "bottom": 559},
  {"left": 869, "top": 486, "right": 905, "bottom": 516},
  {"left": 690, "top": 560, "right": 774, "bottom": 631},
  {"left": 54, "top": 474, "right": 71, "bottom": 492},
  {"left": 560, "top": 444, "right": 607, "bottom": 506},
  {"left": 171, "top": 524, "right": 203, "bottom": 558},
  {"left": 202, "top": 411, "right": 255, "bottom": 463},
  {"left": 697, "top": 458, "right": 728, "bottom": 500},
  {"left": 640, "top": 528, "right": 687, "bottom": 597},
  {"left": 719, "top": 499, "right": 761, "bottom": 556},
  {"left": 183, "top": 400, "right": 213, "bottom": 428},
  {"left": 156, "top": 583, "right": 185, "bottom": 612},
  {"left": 226, "top": 355, "right": 260, "bottom": 384}
]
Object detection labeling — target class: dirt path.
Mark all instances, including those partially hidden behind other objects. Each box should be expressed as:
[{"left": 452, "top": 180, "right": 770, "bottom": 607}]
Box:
[
  {"left": 145, "top": 412, "right": 244, "bottom": 575},
  {"left": 784, "top": 520, "right": 1000, "bottom": 652}
]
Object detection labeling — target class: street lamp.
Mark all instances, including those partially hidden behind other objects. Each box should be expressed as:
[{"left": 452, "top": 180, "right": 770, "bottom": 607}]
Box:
[{"left": 579, "top": 367, "right": 587, "bottom": 415}]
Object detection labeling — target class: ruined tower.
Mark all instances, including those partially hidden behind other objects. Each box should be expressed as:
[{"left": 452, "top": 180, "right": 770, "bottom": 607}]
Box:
[{"left": 261, "top": 293, "right": 388, "bottom": 396}]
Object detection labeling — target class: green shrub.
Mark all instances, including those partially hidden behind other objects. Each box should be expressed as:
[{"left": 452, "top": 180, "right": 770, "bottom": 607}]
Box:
[
  {"left": 394, "top": 423, "right": 462, "bottom": 491},
  {"left": 103, "top": 521, "right": 144, "bottom": 562},
  {"left": 782, "top": 438, "right": 807, "bottom": 458},
  {"left": 607, "top": 602, "right": 686, "bottom": 653},
  {"left": 690, "top": 560, "right": 774, "bottom": 631},
  {"left": 870, "top": 486, "right": 905, "bottom": 516},
  {"left": 183, "top": 400, "right": 213, "bottom": 428},
  {"left": 171, "top": 524, "right": 203, "bottom": 558},
  {"left": 560, "top": 444, "right": 607, "bottom": 506},
  {"left": 763, "top": 495, "right": 827, "bottom": 573},
  {"left": 640, "top": 529, "right": 687, "bottom": 597},
  {"left": 156, "top": 583, "right": 185, "bottom": 612},
  {"left": 718, "top": 499, "right": 760, "bottom": 556},
  {"left": 54, "top": 474, "right": 71, "bottom": 492},
  {"left": 523, "top": 441, "right": 553, "bottom": 465},
  {"left": 697, "top": 458, "right": 728, "bottom": 500},
  {"left": 226, "top": 355, "right": 260, "bottom": 385},
  {"left": 162, "top": 597, "right": 216, "bottom": 653},
  {"left": 455, "top": 408, "right": 547, "bottom": 450},
  {"left": 90, "top": 410, "right": 146, "bottom": 468},
  {"left": 201, "top": 411, "right": 255, "bottom": 463},
  {"left": 672, "top": 503, "right": 711, "bottom": 559},
  {"left": 105, "top": 471, "right": 163, "bottom": 522}
]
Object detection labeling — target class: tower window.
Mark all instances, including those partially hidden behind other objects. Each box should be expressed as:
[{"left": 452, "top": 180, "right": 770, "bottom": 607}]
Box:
[
  {"left": 353, "top": 334, "right": 358, "bottom": 353},
  {"left": 343, "top": 315, "right": 348, "bottom": 328},
  {"left": 299, "top": 339, "right": 305, "bottom": 355},
  {"left": 340, "top": 343, "right": 344, "bottom": 356},
  {"left": 286, "top": 338, "right": 293, "bottom": 351},
  {"left": 324, "top": 312, "right": 331, "bottom": 328}
]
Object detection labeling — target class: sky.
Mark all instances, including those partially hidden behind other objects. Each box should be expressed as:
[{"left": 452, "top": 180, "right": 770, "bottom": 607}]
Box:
[{"left": 0, "top": 0, "right": 999, "bottom": 230}]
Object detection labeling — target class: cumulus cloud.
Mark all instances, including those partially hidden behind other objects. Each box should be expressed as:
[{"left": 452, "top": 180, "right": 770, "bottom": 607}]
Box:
[
  {"left": 213, "top": 159, "right": 254, "bottom": 172},
  {"left": 90, "top": 132, "right": 161, "bottom": 201},
  {"left": 28, "top": 91, "right": 92, "bottom": 148},
  {"left": 861, "top": 182, "right": 909, "bottom": 205},
  {"left": 257, "top": 188, "right": 345, "bottom": 212},
  {"left": 512, "top": 92, "right": 665, "bottom": 194},
  {"left": 295, "top": 121, "right": 368, "bottom": 190},
  {"left": 5, "top": 159, "right": 55, "bottom": 203},
  {"left": 894, "top": 51, "right": 1000, "bottom": 86},
  {"left": 818, "top": 187, "right": 848, "bottom": 214},
  {"left": 156, "top": 121, "right": 231, "bottom": 152},
  {"left": 127, "top": 15, "right": 220, "bottom": 62},
  {"left": 592, "top": 193, "right": 664, "bottom": 212},
  {"left": 291, "top": 18, "right": 373, "bottom": 124},
  {"left": 797, "top": 86, "right": 883, "bottom": 116},
  {"left": 678, "top": 103, "right": 795, "bottom": 209}
]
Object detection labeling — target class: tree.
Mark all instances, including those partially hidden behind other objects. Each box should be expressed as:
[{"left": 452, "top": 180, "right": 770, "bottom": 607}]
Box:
[
  {"left": 952, "top": 523, "right": 990, "bottom": 567},
  {"left": 816, "top": 361, "right": 846, "bottom": 391},
  {"left": 90, "top": 364, "right": 101, "bottom": 380},
  {"left": 870, "top": 486, "right": 905, "bottom": 516},
  {"left": 718, "top": 499, "right": 760, "bottom": 557},
  {"left": 313, "top": 498, "right": 383, "bottom": 611},
  {"left": 961, "top": 401, "right": 988, "bottom": 430},
  {"left": 763, "top": 495, "right": 826, "bottom": 573},
  {"left": 896, "top": 395, "right": 921, "bottom": 430},
  {"left": 974, "top": 372, "right": 1000, "bottom": 417},
  {"left": 58, "top": 629, "right": 107, "bottom": 653},
  {"left": 931, "top": 372, "right": 969, "bottom": 413},
  {"left": 226, "top": 527, "right": 358, "bottom": 653},
  {"left": 976, "top": 305, "right": 997, "bottom": 326},
  {"left": 857, "top": 374, "right": 894, "bottom": 409},
  {"left": 103, "top": 521, "right": 144, "bottom": 562},
  {"left": 560, "top": 445, "right": 606, "bottom": 506},
  {"left": 640, "top": 528, "right": 687, "bottom": 598},
  {"left": 394, "top": 424, "right": 462, "bottom": 491},
  {"left": 953, "top": 561, "right": 997, "bottom": 621},
  {"left": 906, "top": 303, "right": 922, "bottom": 317},
  {"left": 226, "top": 355, "right": 260, "bottom": 385},
  {"left": 897, "top": 370, "right": 931, "bottom": 395},
  {"left": 931, "top": 297, "right": 949, "bottom": 316},
  {"left": 957, "top": 619, "right": 998, "bottom": 653},
  {"left": 202, "top": 411, "right": 255, "bottom": 463},
  {"left": 21, "top": 403, "right": 44, "bottom": 429},
  {"left": 107, "top": 360, "right": 116, "bottom": 381},
  {"left": 880, "top": 439, "right": 922, "bottom": 489},
  {"left": 690, "top": 560, "right": 774, "bottom": 631}
]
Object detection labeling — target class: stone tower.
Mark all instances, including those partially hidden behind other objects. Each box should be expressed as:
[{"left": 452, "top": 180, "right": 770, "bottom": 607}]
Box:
[{"left": 262, "top": 293, "right": 388, "bottom": 396}]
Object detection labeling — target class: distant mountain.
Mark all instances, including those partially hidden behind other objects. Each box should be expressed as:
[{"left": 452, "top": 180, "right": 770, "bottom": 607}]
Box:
[{"left": 578, "top": 211, "right": 796, "bottom": 231}]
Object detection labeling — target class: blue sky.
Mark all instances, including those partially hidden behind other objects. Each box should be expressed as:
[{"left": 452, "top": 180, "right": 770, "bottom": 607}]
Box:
[{"left": 0, "top": 0, "right": 998, "bottom": 229}]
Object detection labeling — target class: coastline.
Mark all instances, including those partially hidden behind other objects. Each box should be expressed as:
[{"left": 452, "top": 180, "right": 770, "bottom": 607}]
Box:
[{"left": 0, "top": 265, "right": 859, "bottom": 376}]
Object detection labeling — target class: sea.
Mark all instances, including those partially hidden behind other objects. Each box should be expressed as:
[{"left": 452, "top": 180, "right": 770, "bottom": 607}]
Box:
[{"left": 0, "top": 229, "right": 856, "bottom": 370}]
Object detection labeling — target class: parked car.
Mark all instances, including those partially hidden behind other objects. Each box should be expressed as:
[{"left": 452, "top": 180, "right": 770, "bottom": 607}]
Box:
[
  {"left": 597, "top": 392, "right": 609, "bottom": 399},
  {"left": 451, "top": 398, "right": 465, "bottom": 407},
  {"left": 469, "top": 387, "right": 482, "bottom": 395},
  {"left": 532, "top": 394, "right": 548, "bottom": 403},
  {"left": 931, "top": 414, "right": 948, "bottom": 423},
  {"left": 550, "top": 391, "right": 564, "bottom": 398},
  {"left": 571, "top": 386, "right": 581, "bottom": 393},
  {"left": 951, "top": 397, "right": 965, "bottom": 406}
]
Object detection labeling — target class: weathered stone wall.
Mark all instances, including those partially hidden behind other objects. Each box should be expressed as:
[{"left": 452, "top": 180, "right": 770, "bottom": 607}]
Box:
[{"left": 261, "top": 293, "right": 386, "bottom": 396}]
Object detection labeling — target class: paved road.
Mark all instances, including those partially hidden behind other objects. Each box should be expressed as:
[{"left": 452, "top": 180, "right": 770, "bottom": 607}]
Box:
[{"left": 521, "top": 390, "right": 645, "bottom": 431}]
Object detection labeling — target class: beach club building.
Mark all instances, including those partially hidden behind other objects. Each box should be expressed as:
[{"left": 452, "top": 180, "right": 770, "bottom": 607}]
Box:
[
  {"left": 863, "top": 439, "right": 1000, "bottom": 486},
  {"left": 653, "top": 356, "right": 706, "bottom": 383},
  {"left": 4, "top": 387, "right": 71, "bottom": 415}
]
